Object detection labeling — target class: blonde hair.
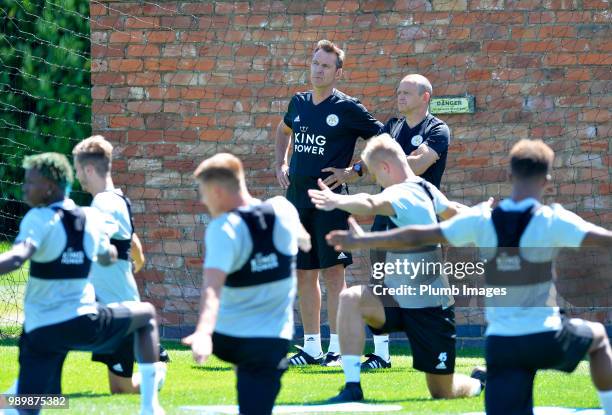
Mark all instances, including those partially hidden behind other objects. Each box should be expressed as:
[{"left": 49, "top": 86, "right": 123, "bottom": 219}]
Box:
[
  {"left": 314, "top": 39, "right": 345, "bottom": 69},
  {"left": 193, "top": 153, "right": 244, "bottom": 192},
  {"left": 509, "top": 139, "right": 554, "bottom": 180},
  {"left": 361, "top": 133, "right": 407, "bottom": 170},
  {"left": 72, "top": 135, "right": 113, "bottom": 176}
]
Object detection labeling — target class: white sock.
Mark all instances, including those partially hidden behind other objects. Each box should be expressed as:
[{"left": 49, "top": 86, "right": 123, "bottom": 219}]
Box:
[
  {"left": 303, "top": 333, "right": 322, "bottom": 357},
  {"left": 342, "top": 355, "right": 361, "bottom": 383},
  {"left": 598, "top": 389, "right": 612, "bottom": 414},
  {"left": 328, "top": 333, "right": 340, "bottom": 354},
  {"left": 139, "top": 363, "right": 161, "bottom": 414},
  {"left": 469, "top": 379, "right": 483, "bottom": 397},
  {"left": 373, "top": 335, "right": 390, "bottom": 361}
]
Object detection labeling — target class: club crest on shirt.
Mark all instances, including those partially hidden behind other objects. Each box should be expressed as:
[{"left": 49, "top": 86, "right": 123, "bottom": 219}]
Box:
[
  {"left": 411, "top": 135, "right": 423, "bottom": 147},
  {"left": 326, "top": 114, "right": 339, "bottom": 127}
]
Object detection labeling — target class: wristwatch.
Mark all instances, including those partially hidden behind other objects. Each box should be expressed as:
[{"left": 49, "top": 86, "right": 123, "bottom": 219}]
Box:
[{"left": 353, "top": 162, "right": 363, "bottom": 177}]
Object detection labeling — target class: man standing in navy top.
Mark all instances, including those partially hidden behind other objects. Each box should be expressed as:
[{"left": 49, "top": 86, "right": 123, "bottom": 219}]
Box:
[
  {"left": 274, "top": 39, "right": 382, "bottom": 366},
  {"left": 362, "top": 74, "right": 452, "bottom": 370}
]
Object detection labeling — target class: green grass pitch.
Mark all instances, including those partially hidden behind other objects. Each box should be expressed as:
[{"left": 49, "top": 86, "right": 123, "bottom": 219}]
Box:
[{"left": 0, "top": 339, "right": 601, "bottom": 414}]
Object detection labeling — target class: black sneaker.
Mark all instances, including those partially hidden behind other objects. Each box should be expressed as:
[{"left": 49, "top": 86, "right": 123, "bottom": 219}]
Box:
[
  {"left": 471, "top": 366, "right": 487, "bottom": 391},
  {"left": 288, "top": 346, "right": 324, "bottom": 366},
  {"left": 326, "top": 382, "right": 364, "bottom": 403},
  {"left": 159, "top": 345, "right": 170, "bottom": 363},
  {"left": 361, "top": 353, "right": 391, "bottom": 370},
  {"left": 321, "top": 352, "right": 342, "bottom": 367}
]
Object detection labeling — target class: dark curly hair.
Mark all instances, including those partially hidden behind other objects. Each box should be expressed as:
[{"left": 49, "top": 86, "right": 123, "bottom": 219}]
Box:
[{"left": 22, "top": 152, "right": 74, "bottom": 188}]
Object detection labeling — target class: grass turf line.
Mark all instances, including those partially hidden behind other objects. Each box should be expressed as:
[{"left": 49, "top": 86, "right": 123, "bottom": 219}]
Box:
[{"left": 0, "top": 339, "right": 600, "bottom": 415}]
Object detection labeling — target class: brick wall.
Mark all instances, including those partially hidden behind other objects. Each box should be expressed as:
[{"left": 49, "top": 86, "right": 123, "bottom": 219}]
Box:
[{"left": 90, "top": 1, "right": 611, "bottom": 335}]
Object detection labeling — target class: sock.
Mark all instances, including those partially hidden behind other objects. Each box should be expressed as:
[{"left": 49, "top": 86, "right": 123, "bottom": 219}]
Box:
[
  {"left": 328, "top": 333, "right": 340, "bottom": 354},
  {"left": 598, "top": 389, "right": 612, "bottom": 414},
  {"left": 469, "top": 379, "right": 483, "bottom": 397},
  {"left": 303, "top": 333, "right": 322, "bottom": 358},
  {"left": 342, "top": 355, "right": 361, "bottom": 383},
  {"left": 373, "top": 335, "right": 390, "bottom": 361},
  {"left": 139, "top": 363, "right": 161, "bottom": 413}
]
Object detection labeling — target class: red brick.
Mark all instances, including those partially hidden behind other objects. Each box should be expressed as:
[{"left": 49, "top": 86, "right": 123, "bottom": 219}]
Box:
[
  {"left": 580, "top": 109, "right": 610, "bottom": 122},
  {"left": 127, "top": 44, "right": 160, "bottom": 57},
  {"left": 183, "top": 116, "right": 216, "bottom": 128},
  {"left": 127, "top": 130, "right": 164, "bottom": 142},
  {"left": 109, "top": 58, "right": 143, "bottom": 72},
  {"left": 161, "top": 16, "right": 195, "bottom": 29},
  {"left": 559, "top": 183, "right": 594, "bottom": 195},
  {"left": 215, "top": 2, "right": 250, "bottom": 14},
  {"left": 556, "top": 11, "right": 592, "bottom": 22},
  {"left": 578, "top": 54, "right": 612, "bottom": 65},
  {"left": 91, "top": 16, "right": 123, "bottom": 30},
  {"left": 110, "top": 115, "right": 144, "bottom": 128},
  {"left": 145, "top": 58, "right": 178, "bottom": 71},
  {"left": 109, "top": 31, "right": 145, "bottom": 43},
  {"left": 165, "top": 130, "right": 198, "bottom": 142},
  {"left": 126, "top": 72, "right": 161, "bottom": 86},
  {"left": 233, "top": 15, "right": 269, "bottom": 27},
  {"left": 180, "top": 31, "right": 216, "bottom": 42},
  {"left": 125, "top": 17, "right": 159, "bottom": 29},
  {"left": 521, "top": 40, "right": 557, "bottom": 52},
  {"left": 325, "top": 0, "right": 360, "bottom": 12},
  {"left": 90, "top": 3, "right": 107, "bottom": 16},
  {"left": 92, "top": 73, "right": 125, "bottom": 85},
  {"left": 539, "top": 25, "right": 577, "bottom": 38},
  {"left": 181, "top": 3, "right": 215, "bottom": 14},
  {"left": 391, "top": 0, "right": 431, "bottom": 10},
  {"left": 142, "top": 2, "right": 178, "bottom": 15},
  {"left": 93, "top": 102, "right": 123, "bottom": 114},
  {"left": 198, "top": 129, "right": 234, "bottom": 141},
  {"left": 147, "top": 87, "right": 181, "bottom": 100},
  {"left": 544, "top": 53, "right": 578, "bottom": 65},
  {"left": 91, "top": 44, "right": 124, "bottom": 58},
  {"left": 127, "top": 101, "right": 163, "bottom": 114},
  {"left": 484, "top": 40, "right": 519, "bottom": 52},
  {"left": 147, "top": 31, "right": 177, "bottom": 43}
]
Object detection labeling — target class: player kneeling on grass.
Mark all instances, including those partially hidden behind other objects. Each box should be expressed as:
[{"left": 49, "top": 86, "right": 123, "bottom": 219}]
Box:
[
  {"left": 72, "top": 135, "right": 169, "bottom": 394},
  {"left": 309, "top": 133, "right": 485, "bottom": 403},
  {"left": 326, "top": 139, "right": 612, "bottom": 415},
  {"left": 182, "top": 153, "right": 311, "bottom": 415},
  {"left": 0, "top": 153, "right": 164, "bottom": 415}
]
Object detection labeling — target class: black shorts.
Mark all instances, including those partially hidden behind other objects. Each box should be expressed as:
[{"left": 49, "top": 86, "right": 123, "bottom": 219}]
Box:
[
  {"left": 92, "top": 333, "right": 136, "bottom": 377},
  {"left": 17, "top": 304, "right": 132, "bottom": 399},
  {"left": 213, "top": 332, "right": 290, "bottom": 415},
  {"left": 296, "top": 207, "right": 352, "bottom": 270},
  {"left": 92, "top": 337, "right": 170, "bottom": 378},
  {"left": 368, "top": 300, "right": 456, "bottom": 374},
  {"left": 485, "top": 318, "right": 593, "bottom": 415}
]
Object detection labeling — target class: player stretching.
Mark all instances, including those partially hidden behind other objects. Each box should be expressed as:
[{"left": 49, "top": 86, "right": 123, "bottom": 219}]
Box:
[
  {"left": 327, "top": 139, "right": 612, "bottom": 414},
  {"left": 275, "top": 39, "right": 382, "bottom": 366},
  {"left": 182, "top": 153, "right": 310, "bottom": 415},
  {"left": 0, "top": 153, "right": 164, "bottom": 415},
  {"left": 310, "top": 134, "right": 483, "bottom": 402},
  {"left": 72, "top": 135, "right": 169, "bottom": 394},
  {"left": 362, "top": 73, "right": 452, "bottom": 370}
]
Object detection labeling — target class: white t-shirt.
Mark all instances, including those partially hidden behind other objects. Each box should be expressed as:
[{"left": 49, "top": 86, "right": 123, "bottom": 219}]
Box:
[
  {"left": 89, "top": 189, "right": 140, "bottom": 304},
  {"left": 439, "top": 197, "right": 601, "bottom": 336},
  {"left": 380, "top": 178, "right": 454, "bottom": 308},
  {"left": 15, "top": 198, "right": 111, "bottom": 332},
  {"left": 204, "top": 196, "right": 300, "bottom": 340}
]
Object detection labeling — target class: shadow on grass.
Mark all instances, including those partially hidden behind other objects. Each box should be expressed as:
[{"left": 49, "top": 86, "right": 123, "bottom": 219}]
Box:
[
  {"left": 191, "top": 365, "right": 233, "bottom": 372},
  {"left": 278, "top": 396, "right": 433, "bottom": 406},
  {"left": 0, "top": 337, "right": 18, "bottom": 347},
  {"left": 68, "top": 392, "right": 112, "bottom": 398}
]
